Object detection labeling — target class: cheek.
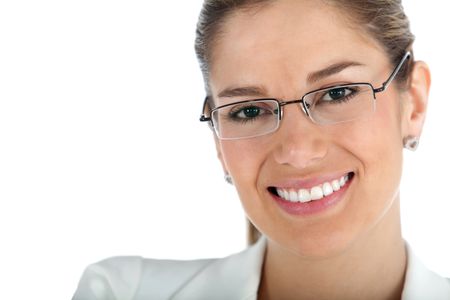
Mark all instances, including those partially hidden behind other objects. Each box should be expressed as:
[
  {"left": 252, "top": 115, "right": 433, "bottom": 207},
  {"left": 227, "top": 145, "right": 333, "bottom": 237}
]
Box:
[
  {"left": 219, "top": 139, "right": 272, "bottom": 217},
  {"left": 219, "top": 141, "right": 275, "bottom": 238},
  {"left": 338, "top": 94, "right": 404, "bottom": 208},
  {"left": 220, "top": 140, "right": 269, "bottom": 182},
  {"left": 339, "top": 93, "right": 403, "bottom": 163}
]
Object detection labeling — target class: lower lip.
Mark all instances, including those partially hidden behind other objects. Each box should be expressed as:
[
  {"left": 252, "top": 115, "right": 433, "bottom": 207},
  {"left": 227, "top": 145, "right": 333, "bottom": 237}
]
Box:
[{"left": 271, "top": 177, "right": 353, "bottom": 216}]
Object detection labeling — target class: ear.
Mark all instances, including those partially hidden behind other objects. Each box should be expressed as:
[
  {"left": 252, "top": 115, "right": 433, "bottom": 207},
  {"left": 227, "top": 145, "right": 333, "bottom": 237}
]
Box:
[{"left": 402, "top": 61, "right": 431, "bottom": 139}]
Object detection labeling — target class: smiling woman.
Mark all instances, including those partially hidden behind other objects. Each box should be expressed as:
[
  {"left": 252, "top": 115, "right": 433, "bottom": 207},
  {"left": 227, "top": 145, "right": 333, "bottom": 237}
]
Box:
[{"left": 72, "top": 0, "right": 450, "bottom": 299}]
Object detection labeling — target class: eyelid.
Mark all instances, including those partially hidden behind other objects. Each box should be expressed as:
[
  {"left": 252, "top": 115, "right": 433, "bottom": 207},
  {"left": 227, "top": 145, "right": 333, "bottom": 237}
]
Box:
[
  {"left": 216, "top": 98, "right": 261, "bottom": 108},
  {"left": 217, "top": 81, "right": 360, "bottom": 106},
  {"left": 316, "top": 81, "right": 357, "bottom": 90},
  {"left": 228, "top": 101, "right": 274, "bottom": 112}
]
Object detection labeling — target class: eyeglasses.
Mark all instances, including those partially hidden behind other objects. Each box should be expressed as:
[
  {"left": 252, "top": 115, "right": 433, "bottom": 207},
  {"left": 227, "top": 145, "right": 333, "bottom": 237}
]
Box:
[{"left": 200, "top": 52, "right": 411, "bottom": 140}]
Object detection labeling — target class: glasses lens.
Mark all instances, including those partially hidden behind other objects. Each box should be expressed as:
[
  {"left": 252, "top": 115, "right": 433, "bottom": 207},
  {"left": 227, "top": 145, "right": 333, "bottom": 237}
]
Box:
[
  {"left": 304, "top": 84, "right": 375, "bottom": 124},
  {"left": 212, "top": 99, "right": 279, "bottom": 139}
]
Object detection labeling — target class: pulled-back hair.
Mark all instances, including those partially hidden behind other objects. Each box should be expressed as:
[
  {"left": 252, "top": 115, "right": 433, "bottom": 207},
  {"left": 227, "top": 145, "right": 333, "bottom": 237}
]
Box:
[
  {"left": 195, "top": 0, "right": 414, "bottom": 93},
  {"left": 194, "top": 0, "right": 415, "bottom": 244}
]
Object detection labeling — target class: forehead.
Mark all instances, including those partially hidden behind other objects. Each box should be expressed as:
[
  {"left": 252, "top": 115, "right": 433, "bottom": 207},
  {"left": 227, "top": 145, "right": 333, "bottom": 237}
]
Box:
[{"left": 209, "top": 0, "right": 385, "bottom": 98}]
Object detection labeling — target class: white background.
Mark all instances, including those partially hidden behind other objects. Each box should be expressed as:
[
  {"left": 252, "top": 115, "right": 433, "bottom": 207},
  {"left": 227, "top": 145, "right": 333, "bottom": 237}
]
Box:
[{"left": 0, "top": 1, "right": 449, "bottom": 299}]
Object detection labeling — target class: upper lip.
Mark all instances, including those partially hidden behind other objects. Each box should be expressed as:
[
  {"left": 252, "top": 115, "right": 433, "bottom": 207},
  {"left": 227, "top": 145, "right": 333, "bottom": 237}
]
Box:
[{"left": 267, "top": 171, "right": 354, "bottom": 190}]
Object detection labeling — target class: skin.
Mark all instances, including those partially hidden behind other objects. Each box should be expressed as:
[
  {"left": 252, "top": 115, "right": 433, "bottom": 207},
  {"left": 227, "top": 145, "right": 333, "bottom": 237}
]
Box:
[{"left": 208, "top": 0, "right": 430, "bottom": 299}]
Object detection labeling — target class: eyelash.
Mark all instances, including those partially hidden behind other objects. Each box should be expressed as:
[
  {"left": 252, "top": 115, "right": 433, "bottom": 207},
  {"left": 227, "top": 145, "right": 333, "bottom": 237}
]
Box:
[
  {"left": 228, "top": 105, "right": 271, "bottom": 123},
  {"left": 217, "top": 85, "right": 360, "bottom": 124},
  {"left": 317, "top": 87, "right": 359, "bottom": 104}
]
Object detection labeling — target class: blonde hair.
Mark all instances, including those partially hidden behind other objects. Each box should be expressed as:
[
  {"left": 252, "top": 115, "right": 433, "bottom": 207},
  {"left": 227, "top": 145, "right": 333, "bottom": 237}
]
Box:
[{"left": 195, "top": 0, "right": 415, "bottom": 245}]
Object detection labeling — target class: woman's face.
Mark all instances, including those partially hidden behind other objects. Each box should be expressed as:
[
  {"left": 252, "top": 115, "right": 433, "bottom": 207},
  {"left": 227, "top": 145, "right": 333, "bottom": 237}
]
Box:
[{"left": 209, "top": 0, "right": 414, "bottom": 257}]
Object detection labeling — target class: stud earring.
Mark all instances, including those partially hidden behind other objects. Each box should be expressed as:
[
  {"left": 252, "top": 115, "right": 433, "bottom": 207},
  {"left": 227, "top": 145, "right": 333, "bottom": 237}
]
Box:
[
  {"left": 224, "top": 174, "right": 233, "bottom": 185},
  {"left": 403, "top": 136, "right": 420, "bottom": 151}
]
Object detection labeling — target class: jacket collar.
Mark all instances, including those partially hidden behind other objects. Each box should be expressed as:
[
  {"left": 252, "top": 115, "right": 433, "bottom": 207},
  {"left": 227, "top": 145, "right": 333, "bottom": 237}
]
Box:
[
  {"left": 401, "top": 243, "right": 450, "bottom": 299},
  {"left": 172, "top": 237, "right": 266, "bottom": 300},
  {"left": 173, "top": 238, "right": 450, "bottom": 300}
]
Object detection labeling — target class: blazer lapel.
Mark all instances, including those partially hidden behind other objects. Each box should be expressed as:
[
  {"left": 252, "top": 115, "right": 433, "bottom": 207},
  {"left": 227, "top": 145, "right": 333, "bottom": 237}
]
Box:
[{"left": 172, "top": 238, "right": 266, "bottom": 300}]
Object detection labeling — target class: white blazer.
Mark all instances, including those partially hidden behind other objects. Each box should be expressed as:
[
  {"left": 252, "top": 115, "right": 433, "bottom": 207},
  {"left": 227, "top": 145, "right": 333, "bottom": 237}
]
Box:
[{"left": 73, "top": 238, "right": 450, "bottom": 300}]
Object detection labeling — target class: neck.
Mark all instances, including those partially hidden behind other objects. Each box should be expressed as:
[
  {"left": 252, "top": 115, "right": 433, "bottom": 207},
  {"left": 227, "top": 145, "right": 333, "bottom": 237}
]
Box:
[{"left": 258, "top": 198, "right": 406, "bottom": 300}]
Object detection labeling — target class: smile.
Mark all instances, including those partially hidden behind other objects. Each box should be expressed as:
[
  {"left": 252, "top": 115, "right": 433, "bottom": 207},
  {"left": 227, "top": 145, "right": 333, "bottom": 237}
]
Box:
[{"left": 269, "top": 172, "right": 354, "bottom": 203}]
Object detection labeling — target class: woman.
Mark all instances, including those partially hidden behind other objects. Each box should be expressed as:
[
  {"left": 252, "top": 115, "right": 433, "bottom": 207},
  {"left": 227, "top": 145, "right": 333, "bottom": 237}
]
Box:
[{"left": 73, "top": 0, "right": 450, "bottom": 299}]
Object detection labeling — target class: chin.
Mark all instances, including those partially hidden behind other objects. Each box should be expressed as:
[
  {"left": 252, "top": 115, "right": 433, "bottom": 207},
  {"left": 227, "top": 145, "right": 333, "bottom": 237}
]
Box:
[
  {"left": 266, "top": 225, "right": 360, "bottom": 260},
  {"left": 260, "top": 207, "right": 378, "bottom": 260}
]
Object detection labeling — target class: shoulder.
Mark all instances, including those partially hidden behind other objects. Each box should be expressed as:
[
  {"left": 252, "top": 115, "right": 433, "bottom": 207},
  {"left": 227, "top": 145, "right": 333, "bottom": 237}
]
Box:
[
  {"left": 72, "top": 256, "right": 215, "bottom": 300},
  {"left": 72, "top": 238, "right": 267, "bottom": 300}
]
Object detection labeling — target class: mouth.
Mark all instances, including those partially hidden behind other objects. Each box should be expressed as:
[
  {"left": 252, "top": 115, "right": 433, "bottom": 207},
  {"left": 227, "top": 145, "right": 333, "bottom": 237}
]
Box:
[{"left": 268, "top": 172, "right": 354, "bottom": 204}]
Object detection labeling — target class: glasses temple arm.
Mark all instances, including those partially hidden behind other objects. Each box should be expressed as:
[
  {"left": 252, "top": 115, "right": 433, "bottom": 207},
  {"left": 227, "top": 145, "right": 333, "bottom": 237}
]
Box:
[
  {"left": 199, "top": 96, "right": 211, "bottom": 122},
  {"left": 373, "top": 51, "right": 411, "bottom": 93}
]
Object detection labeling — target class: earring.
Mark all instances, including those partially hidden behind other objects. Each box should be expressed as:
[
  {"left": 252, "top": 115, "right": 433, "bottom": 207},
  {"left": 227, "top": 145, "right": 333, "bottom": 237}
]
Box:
[
  {"left": 224, "top": 173, "right": 233, "bottom": 185},
  {"left": 403, "top": 136, "right": 420, "bottom": 151}
]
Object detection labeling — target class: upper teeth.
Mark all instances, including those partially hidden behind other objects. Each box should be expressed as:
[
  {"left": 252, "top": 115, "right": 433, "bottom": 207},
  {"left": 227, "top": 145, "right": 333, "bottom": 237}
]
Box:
[{"left": 276, "top": 174, "right": 350, "bottom": 203}]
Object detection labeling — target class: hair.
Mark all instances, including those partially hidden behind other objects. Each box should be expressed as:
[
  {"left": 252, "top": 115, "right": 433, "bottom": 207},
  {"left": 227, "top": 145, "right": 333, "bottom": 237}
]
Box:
[{"left": 195, "top": 0, "right": 415, "bottom": 245}]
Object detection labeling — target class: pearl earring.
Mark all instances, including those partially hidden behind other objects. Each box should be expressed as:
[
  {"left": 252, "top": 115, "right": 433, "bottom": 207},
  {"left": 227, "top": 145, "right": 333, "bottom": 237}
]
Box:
[{"left": 403, "top": 136, "right": 420, "bottom": 151}]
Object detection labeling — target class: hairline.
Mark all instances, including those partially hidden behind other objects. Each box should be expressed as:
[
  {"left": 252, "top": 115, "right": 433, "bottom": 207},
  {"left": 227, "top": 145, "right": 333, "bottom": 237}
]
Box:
[{"left": 205, "top": 0, "right": 391, "bottom": 93}]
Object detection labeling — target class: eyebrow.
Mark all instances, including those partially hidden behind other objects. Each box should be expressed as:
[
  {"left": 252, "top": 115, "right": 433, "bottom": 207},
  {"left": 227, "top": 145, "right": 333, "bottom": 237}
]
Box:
[
  {"left": 217, "top": 86, "right": 268, "bottom": 98},
  {"left": 217, "top": 61, "right": 365, "bottom": 99},
  {"left": 307, "top": 61, "right": 364, "bottom": 84}
]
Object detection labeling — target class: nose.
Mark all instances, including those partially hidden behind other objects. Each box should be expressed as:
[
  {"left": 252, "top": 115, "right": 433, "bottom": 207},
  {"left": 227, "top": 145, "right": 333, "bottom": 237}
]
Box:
[{"left": 272, "top": 104, "right": 328, "bottom": 169}]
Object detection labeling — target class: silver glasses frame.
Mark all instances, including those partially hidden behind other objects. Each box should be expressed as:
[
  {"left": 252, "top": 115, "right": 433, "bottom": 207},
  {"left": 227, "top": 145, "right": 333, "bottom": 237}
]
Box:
[{"left": 200, "top": 51, "right": 411, "bottom": 140}]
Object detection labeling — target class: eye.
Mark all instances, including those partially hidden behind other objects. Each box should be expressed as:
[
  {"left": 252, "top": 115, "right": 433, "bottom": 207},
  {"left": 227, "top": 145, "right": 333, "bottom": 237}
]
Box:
[
  {"left": 236, "top": 106, "right": 261, "bottom": 119},
  {"left": 322, "top": 87, "right": 353, "bottom": 102},
  {"left": 228, "top": 102, "right": 275, "bottom": 122}
]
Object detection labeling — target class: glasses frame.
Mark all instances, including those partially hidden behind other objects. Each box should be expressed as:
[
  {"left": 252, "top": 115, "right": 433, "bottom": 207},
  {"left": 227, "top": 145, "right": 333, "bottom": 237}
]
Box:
[{"left": 200, "top": 51, "right": 411, "bottom": 140}]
